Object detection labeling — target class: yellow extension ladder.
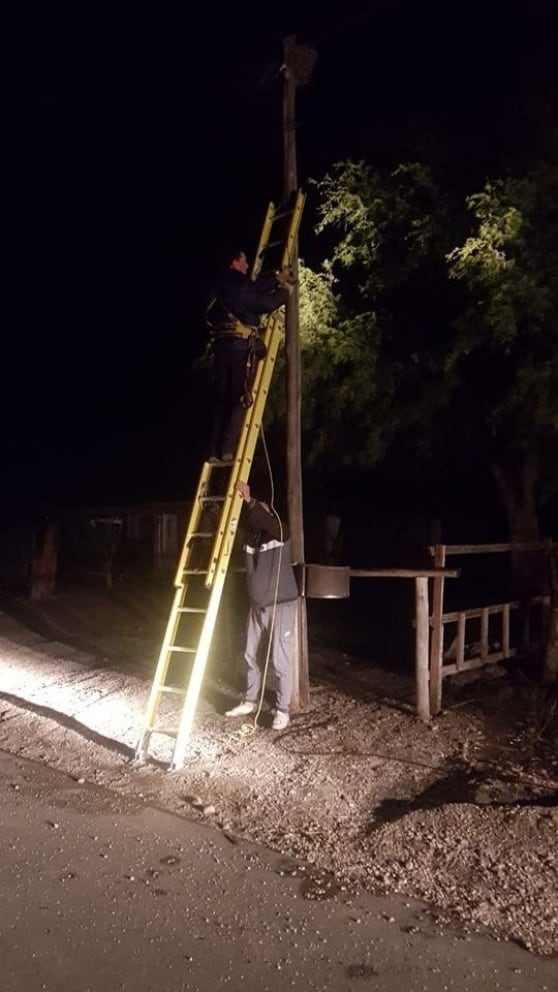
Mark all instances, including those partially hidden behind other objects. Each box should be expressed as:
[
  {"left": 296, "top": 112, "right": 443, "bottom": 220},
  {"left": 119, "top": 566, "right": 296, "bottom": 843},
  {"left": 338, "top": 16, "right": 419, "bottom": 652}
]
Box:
[{"left": 134, "top": 190, "right": 305, "bottom": 771}]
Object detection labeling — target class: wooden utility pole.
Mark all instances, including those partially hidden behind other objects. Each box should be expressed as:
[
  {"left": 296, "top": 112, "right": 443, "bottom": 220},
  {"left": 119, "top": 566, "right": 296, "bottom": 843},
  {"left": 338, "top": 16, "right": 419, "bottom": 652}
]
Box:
[{"left": 281, "top": 35, "right": 317, "bottom": 710}]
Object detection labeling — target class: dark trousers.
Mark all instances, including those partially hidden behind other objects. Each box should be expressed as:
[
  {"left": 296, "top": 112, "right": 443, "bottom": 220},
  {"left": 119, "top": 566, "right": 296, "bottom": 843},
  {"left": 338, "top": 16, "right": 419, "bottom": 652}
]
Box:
[{"left": 209, "top": 338, "right": 253, "bottom": 458}]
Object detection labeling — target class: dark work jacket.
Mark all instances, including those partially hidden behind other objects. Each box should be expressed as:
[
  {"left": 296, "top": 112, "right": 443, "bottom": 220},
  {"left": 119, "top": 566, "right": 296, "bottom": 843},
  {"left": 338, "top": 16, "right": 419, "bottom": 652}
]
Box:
[
  {"left": 208, "top": 269, "right": 289, "bottom": 328},
  {"left": 244, "top": 500, "right": 299, "bottom": 608}
]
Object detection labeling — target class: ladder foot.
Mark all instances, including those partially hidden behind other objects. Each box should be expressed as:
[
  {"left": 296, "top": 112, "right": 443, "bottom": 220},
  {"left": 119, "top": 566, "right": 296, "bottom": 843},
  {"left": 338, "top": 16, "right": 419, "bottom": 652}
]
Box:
[
  {"left": 168, "top": 758, "right": 188, "bottom": 773},
  {"left": 132, "top": 735, "right": 150, "bottom": 767}
]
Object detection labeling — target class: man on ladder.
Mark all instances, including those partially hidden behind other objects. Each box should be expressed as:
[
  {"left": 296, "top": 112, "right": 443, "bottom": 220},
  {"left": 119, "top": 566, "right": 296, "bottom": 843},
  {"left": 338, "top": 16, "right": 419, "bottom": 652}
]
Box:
[{"left": 206, "top": 246, "right": 295, "bottom": 462}]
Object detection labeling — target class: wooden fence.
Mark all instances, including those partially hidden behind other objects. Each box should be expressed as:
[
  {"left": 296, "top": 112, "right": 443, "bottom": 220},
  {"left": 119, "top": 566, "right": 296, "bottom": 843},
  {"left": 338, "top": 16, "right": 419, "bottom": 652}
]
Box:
[
  {"left": 427, "top": 541, "right": 553, "bottom": 717},
  {"left": 350, "top": 540, "right": 554, "bottom": 721},
  {"left": 349, "top": 567, "right": 459, "bottom": 722}
]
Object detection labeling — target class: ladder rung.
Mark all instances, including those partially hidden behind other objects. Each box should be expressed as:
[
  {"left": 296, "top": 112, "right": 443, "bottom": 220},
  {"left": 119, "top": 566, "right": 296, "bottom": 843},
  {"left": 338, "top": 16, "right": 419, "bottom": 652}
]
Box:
[
  {"left": 190, "top": 531, "right": 214, "bottom": 539},
  {"left": 183, "top": 568, "right": 209, "bottom": 575},
  {"left": 156, "top": 685, "right": 187, "bottom": 695},
  {"left": 150, "top": 727, "right": 178, "bottom": 738},
  {"left": 272, "top": 206, "right": 295, "bottom": 221},
  {"left": 200, "top": 496, "right": 225, "bottom": 504},
  {"left": 177, "top": 606, "right": 206, "bottom": 614},
  {"left": 168, "top": 645, "right": 196, "bottom": 653}
]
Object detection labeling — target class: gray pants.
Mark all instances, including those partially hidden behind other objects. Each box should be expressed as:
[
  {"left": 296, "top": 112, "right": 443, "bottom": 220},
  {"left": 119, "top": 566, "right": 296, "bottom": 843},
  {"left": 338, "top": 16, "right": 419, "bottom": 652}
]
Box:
[{"left": 243, "top": 601, "right": 297, "bottom": 713}]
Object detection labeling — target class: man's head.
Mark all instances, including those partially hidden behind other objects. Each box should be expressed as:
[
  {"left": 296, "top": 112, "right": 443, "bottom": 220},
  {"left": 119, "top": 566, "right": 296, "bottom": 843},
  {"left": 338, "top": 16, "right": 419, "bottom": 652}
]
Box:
[{"left": 230, "top": 250, "right": 249, "bottom": 275}]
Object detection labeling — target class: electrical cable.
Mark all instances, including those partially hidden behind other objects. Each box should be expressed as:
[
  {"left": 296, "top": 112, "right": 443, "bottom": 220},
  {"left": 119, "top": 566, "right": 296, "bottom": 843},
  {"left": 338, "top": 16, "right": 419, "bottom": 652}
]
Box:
[{"left": 248, "top": 420, "right": 284, "bottom": 731}]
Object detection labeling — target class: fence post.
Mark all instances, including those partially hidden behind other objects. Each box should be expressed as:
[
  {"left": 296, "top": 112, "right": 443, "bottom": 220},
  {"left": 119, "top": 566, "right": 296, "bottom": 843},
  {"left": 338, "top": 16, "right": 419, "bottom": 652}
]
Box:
[
  {"left": 415, "top": 576, "right": 430, "bottom": 721},
  {"left": 429, "top": 544, "right": 446, "bottom": 715},
  {"left": 30, "top": 522, "right": 58, "bottom": 600},
  {"left": 543, "top": 537, "right": 558, "bottom": 683}
]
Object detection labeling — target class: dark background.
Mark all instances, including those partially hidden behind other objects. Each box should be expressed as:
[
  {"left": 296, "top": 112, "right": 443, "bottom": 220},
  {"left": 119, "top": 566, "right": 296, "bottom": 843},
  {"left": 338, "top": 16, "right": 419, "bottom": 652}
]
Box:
[{"left": 2, "top": 0, "right": 556, "bottom": 513}]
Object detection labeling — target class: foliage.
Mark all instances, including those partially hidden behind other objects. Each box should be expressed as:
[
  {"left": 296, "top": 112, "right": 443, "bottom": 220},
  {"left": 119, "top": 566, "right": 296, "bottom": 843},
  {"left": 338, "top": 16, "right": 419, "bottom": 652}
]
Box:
[
  {"left": 288, "top": 160, "right": 460, "bottom": 470},
  {"left": 191, "top": 156, "right": 558, "bottom": 536},
  {"left": 284, "top": 156, "right": 558, "bottom": 531},
  {"left": 442, "top": 163, "right": 558, "bottom": 535},
  {"left": 447, "top": 178, "right": 552, "bottom": 345},
  {"left": 313, "top": 160, "right": 440, "bottom": 289},
  {"left": 446, "top": 168, "right": 558, "bottom": 454}
]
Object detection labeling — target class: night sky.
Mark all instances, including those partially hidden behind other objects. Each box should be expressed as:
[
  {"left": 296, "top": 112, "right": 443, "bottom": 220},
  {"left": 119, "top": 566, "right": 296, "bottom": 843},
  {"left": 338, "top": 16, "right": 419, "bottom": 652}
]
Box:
[{"left": 2, "top": 0, "right": 555, "bottom": 508}]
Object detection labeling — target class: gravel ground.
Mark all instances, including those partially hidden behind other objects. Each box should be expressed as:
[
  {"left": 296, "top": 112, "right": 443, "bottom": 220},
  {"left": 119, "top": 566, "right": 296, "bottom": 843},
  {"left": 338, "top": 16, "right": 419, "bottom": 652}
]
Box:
[{"left": 1, "top": 587, "right": 557, "bottom": 958}]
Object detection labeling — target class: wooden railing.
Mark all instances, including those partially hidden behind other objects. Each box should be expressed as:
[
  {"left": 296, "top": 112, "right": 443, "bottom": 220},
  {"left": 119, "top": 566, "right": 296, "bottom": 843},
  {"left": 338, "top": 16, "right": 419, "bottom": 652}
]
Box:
[
  {"left": 428, "top": 541, "right": 553, "bottom": 717},
  {"left": 350, "top": 567, "right": 459, "bottom": 722}
]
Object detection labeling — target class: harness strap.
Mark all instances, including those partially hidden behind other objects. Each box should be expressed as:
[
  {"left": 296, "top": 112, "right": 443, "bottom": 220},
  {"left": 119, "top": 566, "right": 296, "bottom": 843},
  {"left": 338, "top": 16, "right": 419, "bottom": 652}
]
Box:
[
  {"left": 213, "top": 321, "right": 258, "bottom": 340},
  {"left": 241, "top": 334, "right": 258, "bottom": 409}
]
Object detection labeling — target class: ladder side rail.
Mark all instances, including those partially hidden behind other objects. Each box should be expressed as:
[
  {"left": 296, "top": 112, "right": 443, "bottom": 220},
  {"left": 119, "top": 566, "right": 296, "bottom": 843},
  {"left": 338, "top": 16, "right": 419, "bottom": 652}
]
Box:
[
  {"left": 205, "top": 479, "right": 244, "bottom": 591},
  {"left": 170, "top": 553, "right": 231, "bottom": 770},
  {"left": 136, "top": 191, "right": 306, "bottom": 769},
  {"left": 251, "top": 191, "right": 304, "bottom": 284},
  {"left": 233, "top": 194, "right": 302, "bottom": 481},
  {"left": 205, "top": 314, "right": 285, "bottom": 587},
  {"left": 173, "top": 461, "right": 213, "bottom": 586},
  {"left": 251, "top": 202, "right": 276, "bottom": 280},
  {"left": 234, "top": 313, "right": 284, "bottom": 475},
  {"left": 257, "top": 191, "right": 305, "bottom": 279},
  {"left": 169, "top": 318, "right": 287, "bottom": 767},
  {"left": 134, "top": 584, "right": 188, "bottom": 762},
  {"left": 211, "top": 327, "right": 283, "bottom": 591},
  {"left": 211, "top": 197, "right": 302, "bottom": 552},
  {"left": 175, "top": 316, "right": 288, "bottom": 767},
  {"left": 204, "top": 196, "right": 303, "bottom": 584},
  {"left": 135, "top": 464, "right": 215, "bottom": 761}
]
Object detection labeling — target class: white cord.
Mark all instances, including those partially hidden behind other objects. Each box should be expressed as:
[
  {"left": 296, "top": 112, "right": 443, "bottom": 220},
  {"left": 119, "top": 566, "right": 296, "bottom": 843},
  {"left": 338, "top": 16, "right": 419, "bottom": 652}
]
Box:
[{"left": 245, "top": 422, "right": 284, "bottom": 731}]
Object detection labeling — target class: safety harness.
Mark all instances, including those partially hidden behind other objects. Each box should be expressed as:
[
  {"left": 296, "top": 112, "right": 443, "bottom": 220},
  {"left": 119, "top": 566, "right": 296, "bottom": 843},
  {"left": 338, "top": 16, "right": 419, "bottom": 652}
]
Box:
[{"left": 205, "top": 296, "right": 267, "bottom": 408}]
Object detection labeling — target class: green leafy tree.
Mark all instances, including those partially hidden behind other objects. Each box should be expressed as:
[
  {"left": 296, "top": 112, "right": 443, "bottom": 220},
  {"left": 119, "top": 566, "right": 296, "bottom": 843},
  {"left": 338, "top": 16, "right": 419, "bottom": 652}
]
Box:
[
  {"left": 447, "top": 164, "right": 558, "bottom": 545},
  {"left": 290, "top": 160, "right": 459, "bottom": 470},
  {"left": 292, "top": 157, "right": 558, "bottom": 555}
]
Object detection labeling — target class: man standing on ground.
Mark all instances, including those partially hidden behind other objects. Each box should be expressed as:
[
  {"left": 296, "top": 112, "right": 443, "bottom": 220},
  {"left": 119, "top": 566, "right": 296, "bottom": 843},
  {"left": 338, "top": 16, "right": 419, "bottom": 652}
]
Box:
[{"left": 225, "top": 480, "right": 299, "bottom": 729}]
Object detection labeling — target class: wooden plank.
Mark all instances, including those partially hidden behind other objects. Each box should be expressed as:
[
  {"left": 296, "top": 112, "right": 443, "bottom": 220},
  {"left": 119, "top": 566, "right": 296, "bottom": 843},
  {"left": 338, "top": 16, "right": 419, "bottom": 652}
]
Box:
[
  {"left": 442, "top": 650, "right": 516, "bottom": 677},
  {"left": 428, "top": 545, "right": 445, "bottom": 716},
  {"left": 415, "top": 577, "right": 430, "bottom": 722},
  {"left": 440, "top": 595, "right": 549, "bottom": 623},
  {"left": 430, "top": 541, "right": 546, "bottom": 555},
  {"left": 350, "top": 568, "right": 459, "bottom": 579},
  {"left": 503, "top": 603, "right": 510, "bottom": 658},
  {"left": 481, "top": 608, "right": 489, "bottom": 664},
  {"left": 543, "top": 538, "right": 558, "bottom": 682},
  {"left": 441, "top": 601, "right": 519, "bottom": 623},
  {"left": 456, "top": 613, "right": 466, "bottom": 671}
]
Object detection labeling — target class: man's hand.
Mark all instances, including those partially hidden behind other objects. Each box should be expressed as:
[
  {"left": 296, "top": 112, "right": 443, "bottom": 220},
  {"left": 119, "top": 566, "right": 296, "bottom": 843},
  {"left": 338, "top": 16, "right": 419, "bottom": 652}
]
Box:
[
  {"left": 235, "top": 480, "right": 251, "bottom": 502},
  {"left": 275, "top": 265, "right": 297, "bottom": 291}
]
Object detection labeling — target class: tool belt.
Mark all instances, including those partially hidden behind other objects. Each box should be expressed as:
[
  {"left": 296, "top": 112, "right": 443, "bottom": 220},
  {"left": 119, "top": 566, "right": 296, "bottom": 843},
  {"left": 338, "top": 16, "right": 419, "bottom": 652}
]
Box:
[{"left": 213, "top": 321, "right": 258, "bottom": 340}]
